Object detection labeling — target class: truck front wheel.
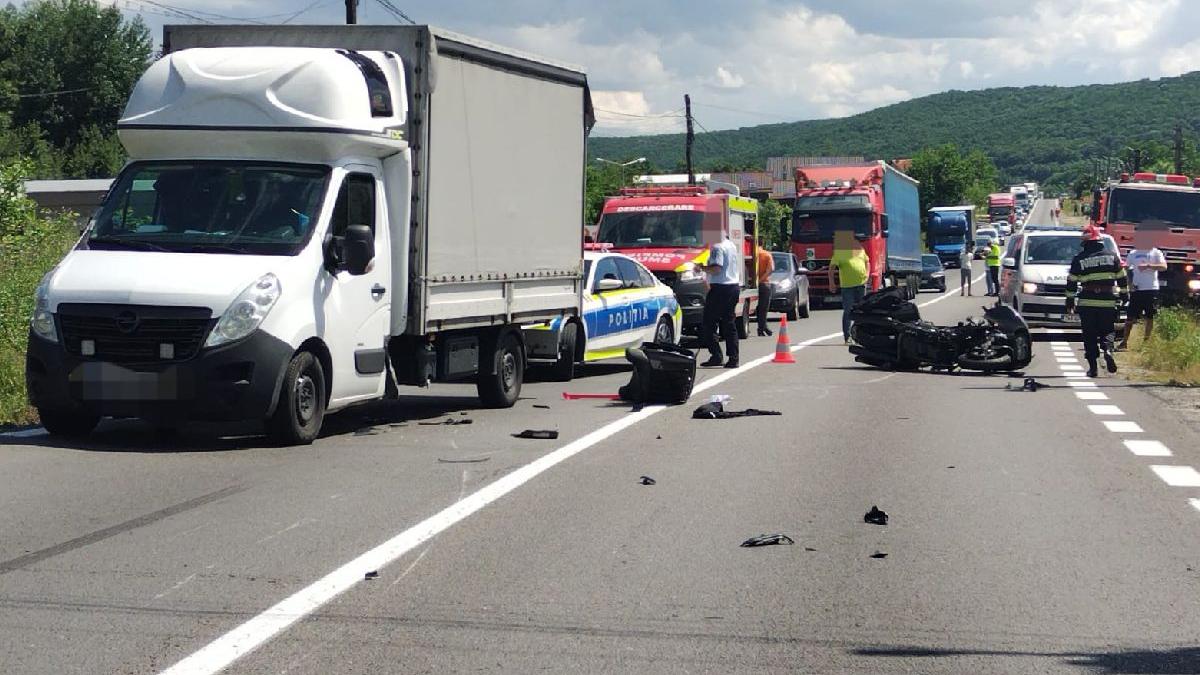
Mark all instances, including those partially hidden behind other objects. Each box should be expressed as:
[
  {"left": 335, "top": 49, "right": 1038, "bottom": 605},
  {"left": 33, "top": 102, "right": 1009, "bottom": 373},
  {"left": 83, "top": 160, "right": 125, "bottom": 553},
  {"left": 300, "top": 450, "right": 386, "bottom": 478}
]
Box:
[
  {"left": 478, "top": 331, "right": 524, "bottom": 408},
  {"left": 267, "top": 350, "right": 326, "bottom": 446}
]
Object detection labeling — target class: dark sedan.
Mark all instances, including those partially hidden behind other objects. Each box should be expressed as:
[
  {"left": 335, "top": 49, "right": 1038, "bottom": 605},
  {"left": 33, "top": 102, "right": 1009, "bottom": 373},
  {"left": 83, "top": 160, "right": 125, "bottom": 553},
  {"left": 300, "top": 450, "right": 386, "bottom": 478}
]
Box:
[
  {"left": 920, "top": 254, "right": 947, "bottom": 292},
  {"left": 768, "top": 251, "right": 810, "bottom": 320}
]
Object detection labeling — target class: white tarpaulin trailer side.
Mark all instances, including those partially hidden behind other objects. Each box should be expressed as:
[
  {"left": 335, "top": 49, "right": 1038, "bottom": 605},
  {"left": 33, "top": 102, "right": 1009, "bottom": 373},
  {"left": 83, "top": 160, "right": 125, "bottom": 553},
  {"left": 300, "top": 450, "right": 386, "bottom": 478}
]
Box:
[{"left": 163, "top": 25, "right": 592, "bottom": 335}]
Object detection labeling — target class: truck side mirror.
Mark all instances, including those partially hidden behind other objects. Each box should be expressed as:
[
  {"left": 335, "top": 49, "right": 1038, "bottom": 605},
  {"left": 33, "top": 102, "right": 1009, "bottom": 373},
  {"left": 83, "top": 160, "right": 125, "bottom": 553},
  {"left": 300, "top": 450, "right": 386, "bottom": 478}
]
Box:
[
  {"left": 1002, "top": 257, "right": 1017, "bottom": 269},
  {"left": 343, "top": 224, "right": 375, "bottom": 276},
  {"left": 880, "top": 213, "right": 890, "bottom": 238}
]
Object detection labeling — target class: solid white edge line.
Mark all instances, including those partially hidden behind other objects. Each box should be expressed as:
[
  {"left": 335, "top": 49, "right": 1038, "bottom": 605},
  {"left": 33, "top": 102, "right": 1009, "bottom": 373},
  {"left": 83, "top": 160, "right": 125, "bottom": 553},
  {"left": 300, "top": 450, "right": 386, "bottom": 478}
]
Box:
[
  {"left": 162, "top": 281, "right": 975, "bottom": 675},
  {"left": 1124, "top": 440, "right": 1172, "bottom": 457},
  {"left": 1150, "top": 465, "right": 1200, "bottom": 487}
]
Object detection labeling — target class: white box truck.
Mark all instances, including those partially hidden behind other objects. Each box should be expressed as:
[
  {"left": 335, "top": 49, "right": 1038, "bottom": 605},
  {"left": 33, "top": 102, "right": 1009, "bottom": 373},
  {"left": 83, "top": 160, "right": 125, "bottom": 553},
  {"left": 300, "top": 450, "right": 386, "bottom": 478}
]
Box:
[{"left": 25, "top": 25, "right": 592, "bottom": 444}]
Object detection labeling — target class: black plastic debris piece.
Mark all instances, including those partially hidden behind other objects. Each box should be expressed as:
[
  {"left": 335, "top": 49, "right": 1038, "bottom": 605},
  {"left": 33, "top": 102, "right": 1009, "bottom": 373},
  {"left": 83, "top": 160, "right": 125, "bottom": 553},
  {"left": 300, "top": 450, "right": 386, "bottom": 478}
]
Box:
[
  {"left": 419, "top": 418, "right": 473, "bottom": 426},
  {"left": 692, "top": 402, "right": 782, "bottom": 419},
  {"left": 639, "top": 475, "right": 656, "bottom": 485},
  {"left": 864, "top": 506, "right": 889, "bottom": 526},
  {"left": 804, "top": 547, "right": 818, "bottom": 552},
  {"left": 437, "top": 455, "right": 491, "bottom": 464},
  {"left": 533, "top": 404, "right": 551, "bottom": 409},
  {"left": 364, "top": 570, "right": 379, "bottom": 580},
  {"left": 512, "top": 429, "right": 559, "bottom": 440},
  {"left": 947, "top": 465, "right": 956, "bottom": 469},
  {"left": 656, "top": 435, "right": 662, "bottom": 440},
  {"left": 870, "top": 552, "right": 888, "bottom": 559},
  {"left": 619, "top": 343, "right": 697, "bottom": 404},
  {"left": 740, "top": 533, "right": 795, "bottom": 547},
  {"left": 1023, "top": 377, "right": 1045, "bottom": 391}
]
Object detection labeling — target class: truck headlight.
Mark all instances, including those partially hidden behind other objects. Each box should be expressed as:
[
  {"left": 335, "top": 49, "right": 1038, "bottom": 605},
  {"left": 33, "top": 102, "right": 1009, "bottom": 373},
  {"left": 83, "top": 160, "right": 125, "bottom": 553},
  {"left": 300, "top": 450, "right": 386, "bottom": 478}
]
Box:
[
  {"left": 205, "top": 273, "right": 282, "bottom": 347},
  {"left": 30, "top": 274, "right": 57, "bottom": 343},
  {"left": 678, "top": 263, "right": 702, "bottom": 282},
  {"left": 1188, "top": 279, "right": 1200, "bottom": 292},
  {"left": 1021, "top": 282, "right": 1039, "bottom": 294}
]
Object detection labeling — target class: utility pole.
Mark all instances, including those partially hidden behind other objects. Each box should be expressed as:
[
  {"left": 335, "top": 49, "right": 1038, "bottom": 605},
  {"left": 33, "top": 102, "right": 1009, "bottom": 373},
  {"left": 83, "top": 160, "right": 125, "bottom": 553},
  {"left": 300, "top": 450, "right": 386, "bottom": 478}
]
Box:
[
  {"left": 345, "top": 0, "right": 357, "bottom": 24},
  {"left": 684, "top": 94, "right": 694, "bottom": 186},
  {"left": 1174, "top": 123, "right": 1184, "bottom": 175}
]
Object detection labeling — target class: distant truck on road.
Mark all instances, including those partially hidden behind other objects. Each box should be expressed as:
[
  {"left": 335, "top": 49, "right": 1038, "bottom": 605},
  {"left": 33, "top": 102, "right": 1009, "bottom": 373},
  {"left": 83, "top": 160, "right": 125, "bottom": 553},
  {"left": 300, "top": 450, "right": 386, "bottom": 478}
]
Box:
[
  {"left": 790, "top": 161, "right": 922, "bottom": 303},
  {"left": 1091, "top": 171, "right": 1200, "bottom": 299},
  {"left": 927, "top": 206, "right": 976, "bottom": 268},
  {"left": 25, "top": 25, "right": 592, "bottom": 443},
  {"left": 595, "top": 182, "right": 760, "bottom": 338},
  {"left": 988, "top": 193, "right": 1016, "bottom": 226}
]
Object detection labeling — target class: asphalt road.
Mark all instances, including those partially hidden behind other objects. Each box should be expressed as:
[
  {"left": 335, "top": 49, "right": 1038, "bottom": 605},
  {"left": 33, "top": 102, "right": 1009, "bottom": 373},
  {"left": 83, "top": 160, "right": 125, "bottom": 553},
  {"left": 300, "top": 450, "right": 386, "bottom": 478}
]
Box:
[{"left": 4, "top": 272, "right": 1200, "bottom": 674}]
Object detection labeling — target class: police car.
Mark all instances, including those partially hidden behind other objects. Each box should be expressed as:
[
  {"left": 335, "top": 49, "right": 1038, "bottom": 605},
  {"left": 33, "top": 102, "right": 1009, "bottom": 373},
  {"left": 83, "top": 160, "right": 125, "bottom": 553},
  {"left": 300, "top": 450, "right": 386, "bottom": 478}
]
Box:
[{"left": 526, "top": 249, "right": 682, "bottom": 381}]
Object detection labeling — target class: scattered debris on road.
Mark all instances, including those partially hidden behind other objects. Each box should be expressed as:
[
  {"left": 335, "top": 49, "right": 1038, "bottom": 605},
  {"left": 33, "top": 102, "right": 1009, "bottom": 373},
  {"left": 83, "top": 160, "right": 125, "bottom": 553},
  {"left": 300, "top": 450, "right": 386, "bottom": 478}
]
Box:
[
  {"left": 1006, "top": 377, "right": 1047, "bottom": 392},
  {"left": 619, "top": 343, "right": 697, "bottom": 404},
  {"left": 419, "top": 418, "right": 474, "bottom": 426},
  {"left": 638, "top": 475, "right": 656, "bottom": 485},
  {"left": 533, "top": 404, "right": 551, "bottom": 409},
  {"left": 512, "top": 429, "right": 559, "bottom": 440},
  {"left": 437, "top": 455, "right": 491, "bottom": 464},
  {"left": 740, "top": 534, "right": 795, "bottom": 547},
  {"left": 692, "top": 402, "right": 782, "bottom": 419},
  {"left": 870, "top": 551, "right": 888, "bottom": 559},
  {"left": 562, "top": 392, "right": 621, "bottom": 400},
  {"left": 364, "top": 570, "right": 379, "bottom": 579},
  {"left": 864, "top": 506, "right": 889, "bottom": 525}
]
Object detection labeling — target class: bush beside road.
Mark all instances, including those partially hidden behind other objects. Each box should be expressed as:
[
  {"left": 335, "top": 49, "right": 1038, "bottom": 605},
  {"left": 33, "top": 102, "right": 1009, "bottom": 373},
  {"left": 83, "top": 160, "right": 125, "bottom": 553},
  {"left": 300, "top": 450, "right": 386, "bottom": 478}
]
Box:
[
  {"left": 1121, "top": 306, "right": 1200, "bottom": 386},
  {"left": 0, "top": 160, "right": 78, "bottom": 426}
]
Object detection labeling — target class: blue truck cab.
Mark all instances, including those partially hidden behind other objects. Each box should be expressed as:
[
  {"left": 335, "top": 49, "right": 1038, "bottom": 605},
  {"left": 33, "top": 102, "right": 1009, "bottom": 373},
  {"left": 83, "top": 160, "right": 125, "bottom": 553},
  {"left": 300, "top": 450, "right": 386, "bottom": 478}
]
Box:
[{"left": 927, "top": 206, "right": 975, "bottom": 268}]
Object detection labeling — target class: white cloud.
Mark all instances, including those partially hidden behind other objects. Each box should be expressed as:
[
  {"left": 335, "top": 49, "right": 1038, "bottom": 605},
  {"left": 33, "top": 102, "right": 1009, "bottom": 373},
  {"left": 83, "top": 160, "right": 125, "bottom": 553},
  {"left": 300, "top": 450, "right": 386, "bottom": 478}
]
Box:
[
  {"left": 711, "top": 66, "right": 745, "bottom": 90},
  {"left": 591, "top": 91, "right": 684, "bottom": 136}
]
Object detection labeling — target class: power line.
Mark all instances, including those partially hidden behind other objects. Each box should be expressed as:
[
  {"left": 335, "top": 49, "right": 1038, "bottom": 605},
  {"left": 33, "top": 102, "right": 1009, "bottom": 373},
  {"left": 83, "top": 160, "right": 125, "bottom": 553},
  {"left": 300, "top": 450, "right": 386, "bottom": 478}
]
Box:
[
  {"left": 137, "top": 0, "right": 215, "bottom": 22},
  {"left": 16, "top": 86, "right": 92, "bottom": 98},
  {"left": 374, "top": 0, "right": 416, "bottom": 24},
  {"left": 692, "top": 102, "right": 795, "bottom": 123},
  {"left": 594, "top": 107, "right": 684, "bottom": 119}
]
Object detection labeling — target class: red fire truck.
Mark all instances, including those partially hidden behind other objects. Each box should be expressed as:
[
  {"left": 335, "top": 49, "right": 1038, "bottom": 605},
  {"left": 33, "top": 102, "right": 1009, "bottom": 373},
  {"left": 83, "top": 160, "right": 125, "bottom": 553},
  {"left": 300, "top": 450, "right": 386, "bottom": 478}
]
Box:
[{"left": 1092, "top": 172, "right": 1200, "bottom": 299}]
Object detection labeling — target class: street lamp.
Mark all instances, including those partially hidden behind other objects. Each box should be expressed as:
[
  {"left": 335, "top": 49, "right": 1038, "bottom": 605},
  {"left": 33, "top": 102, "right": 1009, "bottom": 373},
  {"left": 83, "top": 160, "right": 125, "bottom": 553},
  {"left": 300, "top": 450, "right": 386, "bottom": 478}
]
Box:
[{"left": 595, "top": 156, "right": 646, "bottom": 186}]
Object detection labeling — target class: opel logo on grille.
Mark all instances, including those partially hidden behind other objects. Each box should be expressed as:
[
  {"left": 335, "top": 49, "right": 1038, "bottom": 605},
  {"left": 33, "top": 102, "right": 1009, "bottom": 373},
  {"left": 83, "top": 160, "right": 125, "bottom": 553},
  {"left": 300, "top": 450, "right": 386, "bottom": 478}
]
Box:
[{"left": 114, "top": 310, "right": 140, "bottom": 334}]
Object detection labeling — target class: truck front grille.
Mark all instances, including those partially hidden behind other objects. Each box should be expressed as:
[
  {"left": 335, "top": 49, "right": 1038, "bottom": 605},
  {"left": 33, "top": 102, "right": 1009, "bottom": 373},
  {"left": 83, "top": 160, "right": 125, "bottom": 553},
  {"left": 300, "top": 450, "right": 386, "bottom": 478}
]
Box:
[{"left": 57, "top": 304, "right": 213, "bottom": 364}]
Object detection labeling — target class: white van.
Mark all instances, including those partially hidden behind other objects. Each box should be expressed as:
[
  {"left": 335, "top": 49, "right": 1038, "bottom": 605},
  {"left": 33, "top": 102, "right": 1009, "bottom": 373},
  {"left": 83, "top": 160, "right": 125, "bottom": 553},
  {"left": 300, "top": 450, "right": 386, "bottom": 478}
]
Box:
[
  {"left": 999, "top": 228, "right": 1123, "bottom": 324},
  {"left": 26, "top": 27, "right": 591, "bottom": 444}
]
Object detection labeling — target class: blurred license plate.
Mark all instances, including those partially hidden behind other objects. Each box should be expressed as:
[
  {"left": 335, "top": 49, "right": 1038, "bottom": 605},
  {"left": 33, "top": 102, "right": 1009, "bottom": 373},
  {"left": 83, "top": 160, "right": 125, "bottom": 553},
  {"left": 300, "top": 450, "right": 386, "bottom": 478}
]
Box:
[
  {"left": 1063, "top": 314, "right": 1080, "bottom": 323},
  {"left": 825, "top": 295, "right": 841, "bottom": 303},
  {"left": 71, "top": 362, "right": 178, "bottom": 400}
]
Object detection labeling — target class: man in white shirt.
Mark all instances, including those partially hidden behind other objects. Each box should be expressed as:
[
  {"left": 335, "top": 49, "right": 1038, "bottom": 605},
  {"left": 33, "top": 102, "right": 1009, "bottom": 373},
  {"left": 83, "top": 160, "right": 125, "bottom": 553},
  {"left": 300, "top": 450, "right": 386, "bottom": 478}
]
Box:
[
  {"left": 695, "top": 233, "right": 743, "bottom": 368},
  {"left": 1120, "top": 229, "right": 1168, "bottom": 349}
]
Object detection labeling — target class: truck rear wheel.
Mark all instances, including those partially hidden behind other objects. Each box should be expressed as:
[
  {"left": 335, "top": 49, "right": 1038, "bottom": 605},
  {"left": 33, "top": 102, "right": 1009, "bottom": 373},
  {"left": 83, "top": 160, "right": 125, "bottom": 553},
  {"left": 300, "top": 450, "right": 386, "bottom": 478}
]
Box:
[
  {"left": 38, "top": 407, "right": 100, "bottom": 438},
  {"left": 478, "top": 331, "right": 524, "bottom": 408},
  {"left": 267, "top": 350, "right": 326, "bottom": 446},
  {"left": 549, "top": 322, "right": 577, "bottom": 382}
]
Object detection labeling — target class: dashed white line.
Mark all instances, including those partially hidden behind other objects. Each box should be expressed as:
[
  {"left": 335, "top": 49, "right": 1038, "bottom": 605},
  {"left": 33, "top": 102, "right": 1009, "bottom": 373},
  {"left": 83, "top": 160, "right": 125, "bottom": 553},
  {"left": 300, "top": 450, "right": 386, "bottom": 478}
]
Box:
[
  {"left": 1087, "top": 404, "right": 1124, "bottom": 416},
  {"left": 1150, "top": 465, "right": 1200, "bottom": 487},
  {"left": 1124, "top": 440, "right": 1172, "bottom": 457},
  {"left": 1190, "top": 498, "right": 1200, "bottom": 514},
  {"left": 1060, "top": 365, "right": 1084, "bottom": 371},
  {"left": 1103, "top": 420, "right": 1143, "bottom": 433},
  {"left": 1067, "top": 381, "right": 1098, "bottom": 388},
  {"left": 1075, "top": 392, "right": 1108, "bottom": 400}
]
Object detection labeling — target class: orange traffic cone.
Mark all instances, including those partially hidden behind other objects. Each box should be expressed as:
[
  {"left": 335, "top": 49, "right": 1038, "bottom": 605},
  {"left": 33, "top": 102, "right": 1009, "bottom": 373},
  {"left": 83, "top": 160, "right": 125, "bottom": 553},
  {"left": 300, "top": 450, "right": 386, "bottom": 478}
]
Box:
[{"left": 772, "top": 316, "right": 795, "bottom": 364}]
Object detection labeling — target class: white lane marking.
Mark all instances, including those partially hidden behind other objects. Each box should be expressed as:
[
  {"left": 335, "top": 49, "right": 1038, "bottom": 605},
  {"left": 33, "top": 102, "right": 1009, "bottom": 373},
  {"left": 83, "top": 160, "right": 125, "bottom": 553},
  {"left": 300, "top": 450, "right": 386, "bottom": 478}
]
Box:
[
  {"left": 1104, "top": 420, "right": 1143, "bottom": 433},
  {"left": 1067, "top": 381, "right": 1097, "bottom": 388},
  {"left": 161, "top": 284, "right": 983, "bottom": 675},
  {"left": 1056, "top": 357, "right": 1079, "bottom": 363},
  {"left": 1087, "top": 405, "right": 1125, "bottom": 416},
  {"left": 1150, "top": 465, "right": 1200, "bottom": 487},
  {"left": 160, "top": 324, "right": 847, "bottom": 675},
  {"left": 1075, "top": 392, "right": 1108, "bottom": 400},
  {"left": 1050, "top": 342, "right": 1069, "bottom": 347},
  {"left": 1065, "top": 373, "right": 1091, "bottom": 379},
  {"left": 1060, "top": 365, "right": 1084, "bottom": 372},
  {"left": 1125, "top": 440, "right": 1172, "bottom": 457},
  {"left": 0, "top": 428, "right": 48, "bottom": 438},
  {"left": 1190, "top": 498, "right": 1200, "bottom": 514}
]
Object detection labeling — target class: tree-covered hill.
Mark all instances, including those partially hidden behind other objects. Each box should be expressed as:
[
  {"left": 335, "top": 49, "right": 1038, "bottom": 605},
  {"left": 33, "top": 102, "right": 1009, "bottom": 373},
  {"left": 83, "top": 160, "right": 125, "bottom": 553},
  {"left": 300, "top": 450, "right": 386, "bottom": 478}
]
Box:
[{"left": 591, "top": 72, "right": 1200, "bottom": 189}]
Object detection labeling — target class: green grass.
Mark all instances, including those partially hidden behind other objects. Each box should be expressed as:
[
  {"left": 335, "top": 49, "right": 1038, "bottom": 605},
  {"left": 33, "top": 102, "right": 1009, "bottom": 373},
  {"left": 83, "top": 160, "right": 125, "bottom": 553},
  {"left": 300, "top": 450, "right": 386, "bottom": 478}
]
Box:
[{"left": 1127, "top": 307, "right": 1200, "bottom": 386}]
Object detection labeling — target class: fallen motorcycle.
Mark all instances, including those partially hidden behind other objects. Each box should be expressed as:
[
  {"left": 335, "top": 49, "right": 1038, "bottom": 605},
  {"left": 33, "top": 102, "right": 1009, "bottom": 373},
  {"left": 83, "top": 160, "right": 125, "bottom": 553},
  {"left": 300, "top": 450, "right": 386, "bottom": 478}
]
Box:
[{"left": 847, "top": 287, "right": 1033, "bottom": 373}]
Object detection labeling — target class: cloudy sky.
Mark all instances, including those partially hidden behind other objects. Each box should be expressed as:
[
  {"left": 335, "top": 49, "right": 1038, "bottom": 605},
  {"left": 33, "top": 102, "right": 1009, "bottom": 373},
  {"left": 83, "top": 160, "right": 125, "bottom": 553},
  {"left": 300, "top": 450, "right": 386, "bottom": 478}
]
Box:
[{"left": 106, "top": 0, "right": 1200, "bottom": 136}]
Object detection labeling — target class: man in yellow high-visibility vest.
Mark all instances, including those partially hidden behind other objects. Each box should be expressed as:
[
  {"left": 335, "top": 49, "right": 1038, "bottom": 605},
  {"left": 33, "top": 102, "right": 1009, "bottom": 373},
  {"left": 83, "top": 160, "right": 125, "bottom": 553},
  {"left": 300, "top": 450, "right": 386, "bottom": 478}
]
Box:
[{"left": 985, "top": 240, "right": 1002, "bottom": 296}]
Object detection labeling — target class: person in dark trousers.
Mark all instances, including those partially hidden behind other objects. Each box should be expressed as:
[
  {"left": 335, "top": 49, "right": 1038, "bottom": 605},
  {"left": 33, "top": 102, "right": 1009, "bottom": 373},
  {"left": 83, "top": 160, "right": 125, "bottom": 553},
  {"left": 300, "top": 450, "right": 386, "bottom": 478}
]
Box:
[
  {"left": 696, "top": 233, "right": 743, "bottom": 368},
  {"left": 1120, "top": 230, "right": 1167, "bottom": 349},
  {"left": 755, "top": 244, "right": 775, "bottom": 336},
  {"left": 828, "top": 229, "right": 869, "bottom": 343},
  {"left": 1065, "top": 225, "right": 1128, "bottom": 377}
]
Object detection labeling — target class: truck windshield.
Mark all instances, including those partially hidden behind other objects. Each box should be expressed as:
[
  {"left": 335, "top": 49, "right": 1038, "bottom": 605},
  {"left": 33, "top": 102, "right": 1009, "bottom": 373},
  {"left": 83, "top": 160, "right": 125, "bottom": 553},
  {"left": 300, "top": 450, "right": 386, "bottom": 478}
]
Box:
[
  {"left": 791, "top": 212, "right": 872, "bottom": 243},
  {"left": 88, "top": 162, "right": 330, "bottom": 256},
  {"left": 988, "top": 207, "right": 1012, "bottom": 219},
  {"left": 1107, "top": 187, "right": 1200, "bottom": 229},
  {"left": 929, "top": 234, "right": 965, "bottom": 246},
  {"left": 596, "top": 211, "right": 707, "bottom": 248}
]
